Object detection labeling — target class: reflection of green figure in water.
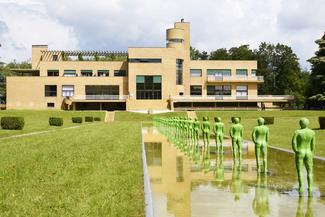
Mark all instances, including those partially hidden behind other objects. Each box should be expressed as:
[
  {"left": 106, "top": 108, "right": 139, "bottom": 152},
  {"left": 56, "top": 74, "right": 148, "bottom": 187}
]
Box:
[
  {"left": 214, "top": 153, "right": 224, "bottom": 182},
  {"left": 230, "top": 118, "right": 244, "bottom": 162},
  {"left": 202, "top": 149, "right": 211, "bottom": 173},
  {"left": 231, "top": 163, "right": 244, "bottom": 201},
  {"left": 252, "top": 118, "right": 269, "bottom": 174},
  {"left": 292, "top": 118, "right": 315, "bottom": 196},
  {"left": 202, "top": 116, "right": 211, "bottom": 156},
  {"left": 296, "top": 197, "right": 313, "bottom": 217},
  {"left": 214, "top": 117, "right": 224, "bottom": 154},
  {"left": 252, "top": 174, "right": 269, "bottom": 217}
]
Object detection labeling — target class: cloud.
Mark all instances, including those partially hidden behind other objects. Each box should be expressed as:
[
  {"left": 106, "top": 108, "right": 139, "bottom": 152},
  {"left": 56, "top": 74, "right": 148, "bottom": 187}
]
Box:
[{"left": 0, "top": 0, "right": 324, "bottom": 69}]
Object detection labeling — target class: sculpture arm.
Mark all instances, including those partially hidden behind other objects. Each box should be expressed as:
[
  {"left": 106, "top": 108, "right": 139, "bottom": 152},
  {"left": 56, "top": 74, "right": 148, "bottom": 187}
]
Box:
[
  {"left": 252, "top": 128, "right": 256, "bottom": 143},
  {"left": 311, "top": 133, "right": 315, "bottom": 153},
  {"left": 266, "top": 128, "right": 269, "bottom": 143},
  {"left": 292, "top": 131, "right": 298, "bottom": 153},
  {"left": 229, "top": 127, "right": 233, "bottom": 137}
]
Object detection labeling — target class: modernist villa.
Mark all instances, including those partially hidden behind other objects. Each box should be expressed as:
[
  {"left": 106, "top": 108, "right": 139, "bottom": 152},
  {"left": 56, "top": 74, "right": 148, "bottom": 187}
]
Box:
[{"left": 7, "top": 20, "right": 293, "bottom": 111}]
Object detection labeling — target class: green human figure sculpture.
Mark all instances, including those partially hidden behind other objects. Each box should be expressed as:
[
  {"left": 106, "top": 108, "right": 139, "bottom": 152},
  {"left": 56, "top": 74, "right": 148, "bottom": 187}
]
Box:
[
  {"left": 292, "top": 118, "right": 315, "bottom": 196},
  {"left": 229, "top": 117, "right": 244, "bottom": 162},
  {"left": 202, "top": 116, "right": 211, "bottom": 156},
  {"left": 252, "top": 174, "right": 269, "bottom": 217},
  {"left": 252, "top": 118, "right": 269, "bottom": 174},
  {"left": 193, "top": 118, "right": 201, "bottom": 162},
  {"left": 214, "top": 117, "right": 224, "bottom": 154}
]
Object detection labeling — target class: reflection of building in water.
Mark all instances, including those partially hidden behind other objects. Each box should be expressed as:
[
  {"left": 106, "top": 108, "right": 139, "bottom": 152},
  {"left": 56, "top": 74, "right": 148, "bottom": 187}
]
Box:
[{"left": 252, "top": 175, "right": 269, "bottom": 217}]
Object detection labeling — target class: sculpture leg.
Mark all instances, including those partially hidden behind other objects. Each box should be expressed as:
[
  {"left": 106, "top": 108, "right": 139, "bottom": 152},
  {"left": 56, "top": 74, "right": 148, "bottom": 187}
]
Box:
[
  {"left": 220, "top": 134, "right": 224, "bottom": 154},
  {"left": 232, "top": 139, "right": 237, "bottom": 160},
  {"left": 295, "top": 155, "right": 304, "bottom": 195},
  {"left": 238, "top": 140, "right": 242, "bottom": 163},
  {"left": 305, "top": 154, "right": 313, "bottom": 196},
  {"left": 262, "top": 143, "right": 268, "bottom": 173},
  {"left": 255, "top": 144, "right": 261, "bottom": 173}
]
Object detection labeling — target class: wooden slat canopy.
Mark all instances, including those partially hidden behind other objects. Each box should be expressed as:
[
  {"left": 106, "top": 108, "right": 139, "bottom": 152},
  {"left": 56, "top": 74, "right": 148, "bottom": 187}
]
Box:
[{"left": 40, "top": 50, "right": 128, "bottom": 56}]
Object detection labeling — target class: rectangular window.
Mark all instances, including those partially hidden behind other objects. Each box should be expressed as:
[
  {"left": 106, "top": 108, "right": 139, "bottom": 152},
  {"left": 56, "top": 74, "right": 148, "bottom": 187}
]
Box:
[
  {"left": 236, "top": 69, "right": 248, "bottom": 76},
  {"left": 207, "top": 69, "right": 231, "bottom": 76},
  {"left": 114, "top": 70, "right": 127, "bottom": 76},
  {"left": 207, "top": 85, "right": 231, "bottom": 96},
  {"left": 129, "top": 58, "right": 162, "bottom": 63},
  {"left": 190, "top": 69, "right": 202, "bottom": 77},
  {"left": 52, "top": 55, "right": 58, "bottom": 61},
  {"left": 176, "top": 59, "right": 183, "bottom": 85},
  {"left": 85, "top": 85, "right": 119, "bottom": 100},
  {"left": 136, "top": 75, "right": 162, "bottom": 100},
  {"left": 45, "top": 85, "right": 57, "bottom": 97},
  {"left": 97, "top": 70, "right": 109, "bottom": 77},
  {"left": 81, "top": 70, "right": 93, "bottom": 76},
  {"left": 236, "top": 85, "right": 248, "bottom": 96},
  {"left": 190, "top": 85, "right": 202, "bottom": 96},
  {"left": 63, "top": 70, "right": 76, "bottom": 77},
  {"left": 62, "top": 85, "right": 74, "bottom": 97},
  {"left": 47, "top": 70, "right": 59, "bottom": 76},
  {"left": 47, "top": 102, "right": 55, "bottom": 108},
  {"left": 251, "top": 69, "right": 257, "bottom": 76}
]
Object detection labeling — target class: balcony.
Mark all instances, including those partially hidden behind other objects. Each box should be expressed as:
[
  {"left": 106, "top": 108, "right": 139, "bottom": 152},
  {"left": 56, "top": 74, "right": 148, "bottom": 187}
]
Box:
[
  {"left": 207, "top": 75, "right": 264, "bottom": 83},
  {"left": 171, "top": 95, "right": 293, "bottom": 102},
  {"left": 70, "top": 95, "right": 128, "bottom": 101}
]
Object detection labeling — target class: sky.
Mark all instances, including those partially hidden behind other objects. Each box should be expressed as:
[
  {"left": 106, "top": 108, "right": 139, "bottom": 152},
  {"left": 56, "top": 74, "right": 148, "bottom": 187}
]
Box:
[{"left": 0, "top": 0, "right": 324, "bottom": 69}]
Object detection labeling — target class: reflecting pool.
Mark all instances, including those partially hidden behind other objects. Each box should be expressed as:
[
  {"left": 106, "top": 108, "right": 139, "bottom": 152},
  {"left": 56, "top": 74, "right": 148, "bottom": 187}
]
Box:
[{"left": 143, "top": 127, "right": 325, "bottom": 217}]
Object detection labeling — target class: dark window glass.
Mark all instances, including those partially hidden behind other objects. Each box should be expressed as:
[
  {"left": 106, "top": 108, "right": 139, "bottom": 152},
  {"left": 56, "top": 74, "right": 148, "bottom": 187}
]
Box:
[
  {"left": 176, "top": 59, "right": 183, "bottom": 85},
  {"left": 45, "top": 85, "right": 57, "bottom": 97},
  {"left": 47, "top": 70, "right": 59, "bottom": 76},
  {"left": 136, "top": 75, "right": 162, "bottom": 100},
  {"left": 114, "top": 70, "right": 127, "bottom": 76},
  {"left": 81, "top": 70, "right": 93, "bottom": 76},
  {"left": 207, "top": 85, "right": 231, "bottom": 95},
  {"left": 97, "top": 70, "right": 109, "bottom": 77},
  {"left": 47, "top": 102, "right": 55, "bottom": 108},
  {"left": 86, "top": 85, "right": 119, "bottom": 95},
  {"left": 190, "top": 85, "right": 202, "bottom": 96},
  {"left": 129, "top": 58, "right": 162, "bottom": 63}
]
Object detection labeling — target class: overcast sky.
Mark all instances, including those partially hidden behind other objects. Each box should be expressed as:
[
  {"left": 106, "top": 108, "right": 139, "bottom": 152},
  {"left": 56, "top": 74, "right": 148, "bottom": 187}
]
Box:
[{"left": 0, "top": 0, "right": 324, "bottom": 69}]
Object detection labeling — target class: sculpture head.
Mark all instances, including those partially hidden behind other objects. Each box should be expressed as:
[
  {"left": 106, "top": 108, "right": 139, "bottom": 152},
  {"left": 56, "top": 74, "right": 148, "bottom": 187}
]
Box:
[
  {"left": 215, "top": 117, "right": 222, "bottom": 122},
  {"left": 195, "top": 117, "right": 198, "bottom": 121},
  {"left": 299, "top": 117, "right": 309, "bottom": 129},
  {"left": 257, "top": 117, "right": 265, "bottom": 126},
  {"left": 203, "top": 116, "right": 208, "bottom": 121},
  {"left": 233, "top": 117, "right": 240, "bottom": 124}
]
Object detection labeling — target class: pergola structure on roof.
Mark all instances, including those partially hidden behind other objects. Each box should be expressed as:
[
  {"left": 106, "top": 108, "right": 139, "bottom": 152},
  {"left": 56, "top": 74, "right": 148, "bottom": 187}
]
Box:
[{"left": 40, "top": 50, "right": 128, "bottom": 56}]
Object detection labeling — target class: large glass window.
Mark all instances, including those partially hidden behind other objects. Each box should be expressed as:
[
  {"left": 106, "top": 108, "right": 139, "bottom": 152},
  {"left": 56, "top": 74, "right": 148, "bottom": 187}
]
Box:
[
  {"left": 47, "top": 70, "right": 59, "bottom": 76},
  {"left": 190, "top": 69, "right": 202, "bottom": 77},
  {"left": 114, "top": 70, "right": 127, "bottom": 77},
  {"left": 236, "top": 69, "right": 248, "bottom": 76},
  {"left": 62, "top": 85, "right": 74, "bottom": 97},
  {"left": 129, "top": 58, "right": 162, "bottom": 63},
  {"left": 45, "top": 85, "right": 57, "bottom": 97},
  {"left": 207, "top": 85, "right": 231, "bottom": 95},
  {"left": 190, "top": 85, "right": 202, "bottom": 96},
  {"left": 251, "top": 69, "right": 257, "bottom": 76},
  {"left": 85, "top": 85, "right": 119, "bottom": 95},
  {"left": 63, "top": 70, "right": 76, "bottom": 77},
  {"left": 176, "top": 59, "right": 183, "bottom": 85},
  {"left": 236, "top": 85, "right": 248, "bottom": 96},
  {"left": 97, "top": 70, "right": 109, "bottom": 77},
  {"left": 136, "top": 75, "right": 162, "bottom": 100},
  {"left": 81, "top": 70, "right": 93, "bottom": 76},
  {"left": 207, "top": 69, "right": 231, "bottom": 76}
]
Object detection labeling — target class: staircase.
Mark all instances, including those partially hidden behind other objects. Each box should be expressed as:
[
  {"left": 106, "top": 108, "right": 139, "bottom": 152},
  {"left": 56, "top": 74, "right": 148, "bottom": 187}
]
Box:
[
  {"left": 105, "top": 111, "right": 115, "bottom": 122},
  {"left": 187, "top": 110, "right": 197, "bottom": 119}
]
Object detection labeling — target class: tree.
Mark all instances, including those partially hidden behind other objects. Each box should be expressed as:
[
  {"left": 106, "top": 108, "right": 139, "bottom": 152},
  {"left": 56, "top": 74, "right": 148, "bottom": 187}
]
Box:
[
  {"left": 209, "top": 48, "right": 231, "bottom": 60},
  {"left": 199, "top": 51, "right": 208, "bottom": 60},
  {"left": 228, "top": 45, "right": 256, "bottom": 60},
  {"left": 190, "top": 46, "right": 200, "bottom": 60},
  {"left": 307, "top": 32, "right": 325, "bottom": 96}
]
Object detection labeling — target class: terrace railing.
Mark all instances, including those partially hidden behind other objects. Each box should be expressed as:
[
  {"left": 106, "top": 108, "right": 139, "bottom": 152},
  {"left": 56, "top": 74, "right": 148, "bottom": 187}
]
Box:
[
  {"left": 171, "top": 95, "right": 293, "bottom": 101},
  {"left": 71, "top": 95, "right": 128, "bottom": 100},
  {"left": 207, "top": 75, "right": 264, "bottom": 82}
]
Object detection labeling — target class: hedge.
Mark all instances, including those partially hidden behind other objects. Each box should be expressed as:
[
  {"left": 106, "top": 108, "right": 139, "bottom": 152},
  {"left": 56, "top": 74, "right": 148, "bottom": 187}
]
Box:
[
  {"left": 319, "top": 117, "right": 325, "bottom": 129},
  {"left": 72, "top": 117, "right": 83, "bottom": 123},
  {"left": 1, "top": 116, "right": 25, "bottom": 130},
  {"left": 94, "top": 117, "right": 101, "bottom": 121},
  {"left": 49, "top": 117, "right": 63, "bottom": 126},
  {"left": 85, "top": 116, "right": 94, "bottom": 122},
  {"left": 231, "top": 117, "right": 241, "bottom": 123},
  {"left": 263, "top": 117, "right": 274, "bottom": 125}
]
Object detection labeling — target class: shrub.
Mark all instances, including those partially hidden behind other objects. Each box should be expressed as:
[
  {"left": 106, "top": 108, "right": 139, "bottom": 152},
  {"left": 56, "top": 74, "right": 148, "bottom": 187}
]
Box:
[
  {"left": 72, "top": 117, "right": 83, "bottom": 123},
  {"left": 94, "top": 117, "right": 101, "bottom": 121},
  {"left": 319, "top": 117, "right": 325, "bottom": 129},
  {"left": 1, "top": 116, "right": 25, "bottom": 130},
  {"left": 85, "top": 116, "right": 94, "bottom": 122},
  {"left": 49, "top": 117, "right": 63, "bottom": 126},
  {"left": 231, "top": 117, "right": 241, "bottom": 123},
  {"left": 263, "top": 117, "right": 275, "bottom": 125}
]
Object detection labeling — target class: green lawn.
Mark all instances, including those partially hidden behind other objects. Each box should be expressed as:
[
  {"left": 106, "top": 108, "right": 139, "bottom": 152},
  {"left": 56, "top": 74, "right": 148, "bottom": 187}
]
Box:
[
  {"left": 0, "top": 110, "right": 105, "bottom": 138},
  {"left": 0, "top": 121, "right": 144, "bottom": 217}
]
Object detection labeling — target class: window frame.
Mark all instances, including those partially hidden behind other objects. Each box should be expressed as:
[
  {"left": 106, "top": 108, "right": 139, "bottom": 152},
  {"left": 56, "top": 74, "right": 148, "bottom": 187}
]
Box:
[{"left": 45, "top": 85, "right": 57, "bottom": 97}]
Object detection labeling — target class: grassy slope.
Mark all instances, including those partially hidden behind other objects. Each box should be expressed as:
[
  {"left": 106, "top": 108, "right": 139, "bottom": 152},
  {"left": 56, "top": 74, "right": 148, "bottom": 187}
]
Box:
[
  {"left": 0, "top": 122, "right": 144, "bottom": 217},
  {"left": 195, "top": 110, "right": 325, "bottom": 157},
  {"left": 0, "top": 110, "right": 105, "bottom": 138}
]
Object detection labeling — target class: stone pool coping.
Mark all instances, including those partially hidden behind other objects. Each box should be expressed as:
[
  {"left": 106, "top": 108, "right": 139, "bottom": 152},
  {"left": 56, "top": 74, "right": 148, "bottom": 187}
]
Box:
[{"left": 269, "top": 145, "right": 325, "bottom": 161}]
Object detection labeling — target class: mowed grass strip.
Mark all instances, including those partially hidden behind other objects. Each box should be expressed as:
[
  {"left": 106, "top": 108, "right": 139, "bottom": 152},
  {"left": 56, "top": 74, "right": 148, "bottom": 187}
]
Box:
[
  {"left": 196, "top": 110, "right": 325, "bottom": 157},
  {"left": 0, "top": 122, "right": 144, "bottom": 217},
  {"left": 0, "top": 110, "right": 106, "bottom": 138}
]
